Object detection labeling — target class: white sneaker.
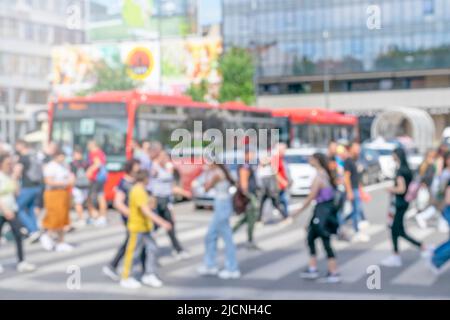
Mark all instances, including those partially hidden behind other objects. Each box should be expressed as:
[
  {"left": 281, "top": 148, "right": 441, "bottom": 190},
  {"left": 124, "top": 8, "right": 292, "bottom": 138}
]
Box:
[
  {"left": 40, "top": 233, "right": 55, "bottom": 251},
  {"left": 381, "top": 255, "right": 402, "bottom": 267},
  {"left": 26, "top": 232, "right": 41, "bottom": 245},
  {"left": 17, "top": 261, "right": 36, "bottom": 273},
  {"left": 358, "top": 220, "right": 370, "bottom": 230},
  {"left": 74, "top": 220, "right": 87, "bottom": 229},
  {"left": 102, "top": 265, "right": 120, "bottom": 282},
  {"left": 415, "top": 215, "right": 427, "bottom": 229},
  {"left": 174, "top": 251, "right": 191, "bottom": 260},
  {"left": 55, "top": 243, "right": 74, "bottom": 252},
  {"left": 218, "top": 269, "right": 241, "bottom": 280},
  {"left": 120, "top": 277, "right": 142, "bottom": 289},
  {"left": 0, "top": 264, "right": 4, "bottom": 274},
  {"left": 94, "top": 216, "right": 108, "bottom": 227},
  {"left": 352, "top": 232, "right": 370, "bottom": 243},
  {"left": 438, "top": 219, "right": 449, "bottom": 233},
  {"left": 141, "top": 274, "right": 163, "bottom": 288},
  {"left": 197, "top": 265, "right": 219, "bottom": 276}
]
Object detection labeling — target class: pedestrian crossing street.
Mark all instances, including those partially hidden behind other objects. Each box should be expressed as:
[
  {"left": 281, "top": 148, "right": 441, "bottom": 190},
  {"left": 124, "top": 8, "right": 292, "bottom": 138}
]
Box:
[{"left": 0, "top": 211, "right": 449, "bottom": 299}]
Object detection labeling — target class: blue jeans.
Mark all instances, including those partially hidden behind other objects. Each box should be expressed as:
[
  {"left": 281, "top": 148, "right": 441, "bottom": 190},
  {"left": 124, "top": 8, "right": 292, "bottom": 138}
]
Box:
[
  {"left": 344, "top": 189, "right": 365, "bottom": 232},
  {"left": 204, "top": 197, "right": 239, "bottom": 272},
  {"left": 432, "top": 206, "right": 450, "bottom": 269},
  {"left": 279, "top": 190, "right": 289, "bottom": 219},
  {"left": 17, "top": 186, "right": 41, "bottom": 233}
]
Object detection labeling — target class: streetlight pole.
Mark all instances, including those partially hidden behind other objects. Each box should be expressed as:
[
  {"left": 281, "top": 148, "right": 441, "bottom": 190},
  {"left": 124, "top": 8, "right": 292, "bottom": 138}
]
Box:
[{"left": 322, "top": 30, "right": 330, "bottom": 109}]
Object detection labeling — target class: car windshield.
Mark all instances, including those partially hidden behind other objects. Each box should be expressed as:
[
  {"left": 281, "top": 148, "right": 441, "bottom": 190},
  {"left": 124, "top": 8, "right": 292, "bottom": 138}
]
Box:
[{"left": 284, "top": 154, "right": 310, "bottom": 164}]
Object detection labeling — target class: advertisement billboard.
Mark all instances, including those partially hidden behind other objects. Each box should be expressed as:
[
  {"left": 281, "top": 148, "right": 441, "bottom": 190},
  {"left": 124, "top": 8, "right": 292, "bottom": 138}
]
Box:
[
  {"left": 161, "top": 36, "right": 223, "bottom": 97},
  {"left": 51, "top": 42, "right": 161, "bottom": 96},
  {"left": 88, "top": 0, "right": 197, "bottom": 42}
]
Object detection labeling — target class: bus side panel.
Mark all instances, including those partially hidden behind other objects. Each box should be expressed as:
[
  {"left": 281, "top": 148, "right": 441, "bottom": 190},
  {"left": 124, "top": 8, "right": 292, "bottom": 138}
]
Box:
[{"left": 105, "top": 171, "right": 124, "bottom": 203}]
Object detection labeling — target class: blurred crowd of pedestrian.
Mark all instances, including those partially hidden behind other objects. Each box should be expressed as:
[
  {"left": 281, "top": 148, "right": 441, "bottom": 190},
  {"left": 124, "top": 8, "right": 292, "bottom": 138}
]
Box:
[{"left": 1, "top": 137, "right": 449, "bottom": 288}]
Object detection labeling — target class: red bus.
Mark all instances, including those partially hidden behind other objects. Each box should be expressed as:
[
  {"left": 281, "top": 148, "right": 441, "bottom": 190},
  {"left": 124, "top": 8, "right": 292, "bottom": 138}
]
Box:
[
  {"left": 48, "top": 90, "right": 276, "bottom": 201},
  {"left": 272, "top": 108, "right": 358, "bottom": 148}
]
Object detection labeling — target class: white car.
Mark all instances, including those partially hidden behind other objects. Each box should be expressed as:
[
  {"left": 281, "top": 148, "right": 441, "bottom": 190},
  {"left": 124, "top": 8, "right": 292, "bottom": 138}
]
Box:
[
  {"left": 363, "top": 142, "right": 397, "bottom": 180},
  {"left": 364, "top": 141, "right": 424, "bottom": 180},
  {"left": 284, "top": 148, "right": 317, "bottom": 196}
]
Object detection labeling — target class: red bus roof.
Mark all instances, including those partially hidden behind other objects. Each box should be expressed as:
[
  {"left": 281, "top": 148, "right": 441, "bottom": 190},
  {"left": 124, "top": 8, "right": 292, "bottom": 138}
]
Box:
[
  {"left": 272, "top": 108, "right": 357, "bottom": 126},
  {"left": 52, "top": 90, "right": 272, "bottom": 114}
]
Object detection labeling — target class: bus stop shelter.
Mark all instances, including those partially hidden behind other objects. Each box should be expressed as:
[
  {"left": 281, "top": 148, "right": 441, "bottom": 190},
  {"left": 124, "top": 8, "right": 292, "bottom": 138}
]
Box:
[{"left": 371, "top": 107, "right": 435, "bottom": 153}]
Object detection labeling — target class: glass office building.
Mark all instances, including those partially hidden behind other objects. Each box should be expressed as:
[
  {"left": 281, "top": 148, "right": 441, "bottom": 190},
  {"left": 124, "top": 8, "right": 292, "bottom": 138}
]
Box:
[{"left": 223, "top": 0, "right": 450, "bottom": 95}]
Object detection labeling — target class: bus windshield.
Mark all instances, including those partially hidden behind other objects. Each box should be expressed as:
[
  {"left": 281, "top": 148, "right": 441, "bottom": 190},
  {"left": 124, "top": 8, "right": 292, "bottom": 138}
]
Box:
[{"left": 51, "top": 102, "right": 127, "bottom": 170}]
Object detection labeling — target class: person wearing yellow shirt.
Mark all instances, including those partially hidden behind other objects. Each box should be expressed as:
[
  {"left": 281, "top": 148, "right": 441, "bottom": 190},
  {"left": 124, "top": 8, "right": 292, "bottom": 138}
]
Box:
[{"left": 120, "top": 170, "right": 172, "bottom": 289}]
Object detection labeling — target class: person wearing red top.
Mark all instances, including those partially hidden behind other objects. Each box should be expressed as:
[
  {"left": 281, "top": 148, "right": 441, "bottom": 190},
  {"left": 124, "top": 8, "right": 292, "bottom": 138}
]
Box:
[
  {"left": 272, "top": 143, "right": 292, "bottom": 224},
  {"left": 86, "top": 140, "right": 108, "bottom": 227}
]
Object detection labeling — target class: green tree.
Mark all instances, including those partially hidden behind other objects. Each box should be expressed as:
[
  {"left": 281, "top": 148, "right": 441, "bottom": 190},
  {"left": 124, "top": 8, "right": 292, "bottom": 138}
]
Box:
[
  {"left": 186, "top": 79, "right": 209, "bottom": 102},
  {"left": 218, "top": 47, "right": 255, "bottom": 105},
  {"left": 79, "top": 53, "right": 138, "bottom": 96}
]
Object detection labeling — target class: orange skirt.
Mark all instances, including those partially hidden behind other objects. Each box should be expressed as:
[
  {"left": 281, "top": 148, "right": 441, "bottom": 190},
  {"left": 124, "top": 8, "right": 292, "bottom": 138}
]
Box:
[{"left": 43, "top": 189, "right": 71, "bottom": 230}]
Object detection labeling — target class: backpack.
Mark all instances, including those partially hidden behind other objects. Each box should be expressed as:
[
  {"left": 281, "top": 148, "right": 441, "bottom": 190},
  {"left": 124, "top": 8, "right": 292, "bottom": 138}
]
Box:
[
  {"left": 96, "top": 166, "right": 108, "bottom": 184},
  {"left": 26, "top": 154, "right": 43, "bottom": 184}
]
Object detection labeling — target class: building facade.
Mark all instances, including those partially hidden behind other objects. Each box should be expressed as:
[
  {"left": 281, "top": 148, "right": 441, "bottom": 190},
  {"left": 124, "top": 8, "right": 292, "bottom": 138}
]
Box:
[
  {"left": 223, "top": 0, "right": 450, "bottom": 141},
  {"left": 0, "top": 0, "right": 85, "bottom": 143}
]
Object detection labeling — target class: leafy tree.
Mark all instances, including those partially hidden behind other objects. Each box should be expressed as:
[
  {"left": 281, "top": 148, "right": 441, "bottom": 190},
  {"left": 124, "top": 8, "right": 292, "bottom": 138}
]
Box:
[
  {"left": 186, "top": 79, "right": 209, "bottom": 102},
  {"left": 218, "top": 47, "right": 256, "bottom": 105},
  {"left": 78, "top": 53, "right": 138, "bottom": 96}
]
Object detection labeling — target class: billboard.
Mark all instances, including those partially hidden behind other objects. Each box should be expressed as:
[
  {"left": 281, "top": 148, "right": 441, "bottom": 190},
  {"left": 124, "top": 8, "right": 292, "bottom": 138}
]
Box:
[
  {"left": 88, "top": 0, "right": 197, "bottom": 42},
  {"left": 51, "top": 42, "right": 161, "bottom": 96},
  {"left": 161, "top": 36, "right": 223, "bottom": 97}
]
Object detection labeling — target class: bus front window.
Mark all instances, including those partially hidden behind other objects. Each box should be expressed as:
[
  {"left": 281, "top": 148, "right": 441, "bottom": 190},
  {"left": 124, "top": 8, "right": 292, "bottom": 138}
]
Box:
[{"left": 52, "top": 118, "right": 127, "bottom": 171}]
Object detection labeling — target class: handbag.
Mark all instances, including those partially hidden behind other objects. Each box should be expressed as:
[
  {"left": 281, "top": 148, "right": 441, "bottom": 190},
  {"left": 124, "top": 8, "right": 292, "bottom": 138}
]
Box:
[
  {"left": 405, "top": 179, "right": 421, "bottom": 202},
  {"left": 233, "top": 188, "right": 249, "bottom": 215}
]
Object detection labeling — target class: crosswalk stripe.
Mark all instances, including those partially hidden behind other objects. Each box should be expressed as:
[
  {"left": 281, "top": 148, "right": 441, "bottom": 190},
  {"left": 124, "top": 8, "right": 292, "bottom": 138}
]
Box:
[
  {"left": 339, "top": 227, "right": 434, "bottom": 284},
  {"left": 245, "top": 250, "right": 304, "bottom": 280},
  {"left": 0, "top": 225, "right": 123, "bottom": 259},
  {"left": 245, "top": 225, "right": 384, "bottom": 281},
  {"left": 0, "top": 219, "right": 198, "bottom": 260},
  {"left": 167, "top": 223, "right": 304, "bottom": 276},
  {"left": 390, "top": 229, "right": 442, "bottom": 287}
]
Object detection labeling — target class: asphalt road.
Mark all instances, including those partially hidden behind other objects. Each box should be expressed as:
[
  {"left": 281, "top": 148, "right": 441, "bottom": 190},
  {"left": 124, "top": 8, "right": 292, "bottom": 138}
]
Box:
[{"left": 0, "top": 181, "right": 449, "bottom": 300}]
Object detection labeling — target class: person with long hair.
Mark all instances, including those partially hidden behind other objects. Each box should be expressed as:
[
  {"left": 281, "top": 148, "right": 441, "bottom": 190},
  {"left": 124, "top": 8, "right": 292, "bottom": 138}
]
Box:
[
  {"left": 197, "top": 162, "right": 240, "bottom": 280},
  {"left": 293, "top": 153, "right": 341, "bottom": 283},
  {"left": 151, "top": 150, "right": 190, "bottom": 260},
  {"left": 0, "top": 153, "right": 36, "bottom": 273},
  {"left": 381, "top": 147, "right": 429, "bottom": 267},
  {"left": 413, "top": 149, "right": 437, "bottom": 228}
]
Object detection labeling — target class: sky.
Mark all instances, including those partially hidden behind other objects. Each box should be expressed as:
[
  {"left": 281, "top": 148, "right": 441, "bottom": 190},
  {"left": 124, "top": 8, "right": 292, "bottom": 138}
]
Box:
[{"left": 90, "top": 0, "right": 222, "bottom": 26}]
